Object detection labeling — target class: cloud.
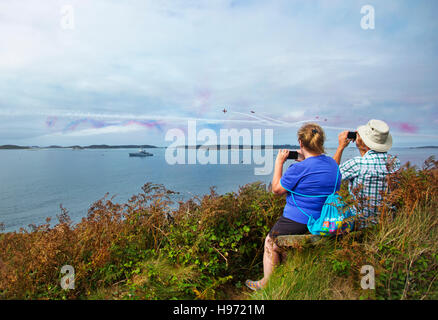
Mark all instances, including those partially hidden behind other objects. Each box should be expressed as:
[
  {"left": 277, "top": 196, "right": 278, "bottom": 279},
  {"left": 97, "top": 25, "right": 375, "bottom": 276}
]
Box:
[{"left": 0, "top": 0, "right": 437, "bottom": 146}]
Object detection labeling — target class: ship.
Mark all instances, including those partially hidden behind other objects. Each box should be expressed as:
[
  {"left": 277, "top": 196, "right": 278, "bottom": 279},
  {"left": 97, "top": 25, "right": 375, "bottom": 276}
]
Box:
[{"left": 129, "top": 149, "right": 153, "bottom": 157}]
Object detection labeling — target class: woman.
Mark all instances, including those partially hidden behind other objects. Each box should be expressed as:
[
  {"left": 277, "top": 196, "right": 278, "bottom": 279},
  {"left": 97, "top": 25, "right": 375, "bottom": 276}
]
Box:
[{"left": 245, "top": 123, "right": 341, "bottom": 291}]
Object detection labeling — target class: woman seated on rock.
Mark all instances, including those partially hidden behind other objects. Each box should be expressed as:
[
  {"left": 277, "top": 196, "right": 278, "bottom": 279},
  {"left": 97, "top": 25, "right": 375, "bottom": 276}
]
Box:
[{"left": 245, "top": 123, "right": 341, "bottom": 291}]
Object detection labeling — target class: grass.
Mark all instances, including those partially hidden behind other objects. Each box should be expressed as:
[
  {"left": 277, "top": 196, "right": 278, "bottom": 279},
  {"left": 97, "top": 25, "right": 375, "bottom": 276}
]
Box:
[
  {"left": 253, "top": 243, "right": 351, "bottom": 300},
  {"left": 251, "top": 201, "right": 437, "bottom": 300},
  {"left": 88, "top": 256, "right": 200, "bottom": 300},
  {"left": 0, "top": 157, "right": 437, "bottom": 300}
]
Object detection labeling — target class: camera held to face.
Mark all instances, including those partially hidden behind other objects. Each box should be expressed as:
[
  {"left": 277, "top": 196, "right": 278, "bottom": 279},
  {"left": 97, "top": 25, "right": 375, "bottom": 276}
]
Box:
[
  {"left": 347, "top": 131, "right": 357, "bottom": 141},
  {"left": 287, "top": 151, "right": 299, "bottom": 160}
]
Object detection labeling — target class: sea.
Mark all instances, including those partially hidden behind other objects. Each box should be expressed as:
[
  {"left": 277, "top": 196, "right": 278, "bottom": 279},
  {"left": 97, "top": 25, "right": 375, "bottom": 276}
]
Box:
[{"left": 0, "top": 147, "right": 437, "bottom": 232}]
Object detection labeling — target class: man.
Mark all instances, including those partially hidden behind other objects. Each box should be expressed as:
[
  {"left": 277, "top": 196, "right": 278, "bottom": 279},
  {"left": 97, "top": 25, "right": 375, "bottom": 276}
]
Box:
[{"left": 333, "top": 119, "right": 401, "bottom": 227}]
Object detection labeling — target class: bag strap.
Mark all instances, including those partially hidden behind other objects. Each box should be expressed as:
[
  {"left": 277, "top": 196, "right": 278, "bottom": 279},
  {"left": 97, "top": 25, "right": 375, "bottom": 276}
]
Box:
[
  {"left": 283, "top": 165, "right": 340, "bottom": 222},
  {"left": 332, "top": 165, "right": 340, "bottom": 194},
  {"left": 290, "top": 191, "right": 313, "bottom": 220}
]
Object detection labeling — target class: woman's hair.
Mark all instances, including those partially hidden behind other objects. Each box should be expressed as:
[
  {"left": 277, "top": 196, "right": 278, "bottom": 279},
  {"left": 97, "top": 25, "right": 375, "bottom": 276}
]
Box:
[{"left": 297, "top": 123, "right": 326, "bottom": 154}]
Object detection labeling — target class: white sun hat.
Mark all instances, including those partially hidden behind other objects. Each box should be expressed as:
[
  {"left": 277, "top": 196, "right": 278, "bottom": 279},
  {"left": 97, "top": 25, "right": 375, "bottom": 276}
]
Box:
[{"left": 357, "top": 119, "right": 393, "bottom": 152}]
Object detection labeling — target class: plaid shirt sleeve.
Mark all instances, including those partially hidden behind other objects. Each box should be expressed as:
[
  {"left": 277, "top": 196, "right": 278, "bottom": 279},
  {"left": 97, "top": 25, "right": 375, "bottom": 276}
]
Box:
[
  {"left": 387, "top": 155, "right": 401, "bottom": 173},
  {"left": 340, "top": 157, "right": 359, "bottom": 181}
]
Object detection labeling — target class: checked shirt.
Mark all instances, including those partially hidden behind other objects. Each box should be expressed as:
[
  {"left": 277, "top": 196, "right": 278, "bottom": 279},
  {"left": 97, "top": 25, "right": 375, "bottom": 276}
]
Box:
[{"left": 340, "top": 150, "right": 401, "bottom": 226}]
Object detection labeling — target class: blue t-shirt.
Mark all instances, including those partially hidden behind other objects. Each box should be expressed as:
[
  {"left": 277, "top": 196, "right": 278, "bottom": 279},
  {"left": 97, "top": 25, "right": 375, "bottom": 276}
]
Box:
[{"left": 280, "top": 154, "right": 341, "bottom": 224}]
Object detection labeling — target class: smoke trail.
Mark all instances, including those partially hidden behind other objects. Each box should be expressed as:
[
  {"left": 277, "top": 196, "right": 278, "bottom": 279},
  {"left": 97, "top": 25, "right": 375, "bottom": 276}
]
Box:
[
  {"left": 229, "top": 111, "right": 272, "bottom": 125},
  {"left": 121, "top": 120, "right": 164, "bottom": 132},
  {"left": 63, "top": 118, "right": 108, "bottom": 133},
  {"left": 257, "top": 113, "right": 291, "bottom": 126},
  {"left": 231, "top": 111, "right": 320, "bottom": 128},
  {"left": 45, "top": 116, "right": 57, "bottom": 128},
  {"left": 60, "top": 118, "right": 166, "bottom": 133},
  {"left": 5, "top": 108, "right": 433, "bottom": 138}
]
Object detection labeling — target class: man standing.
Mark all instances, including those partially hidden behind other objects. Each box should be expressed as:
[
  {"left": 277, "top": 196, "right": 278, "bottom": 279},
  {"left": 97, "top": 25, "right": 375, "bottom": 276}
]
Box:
[{"left": 334, "top": 119, "right": 401, "bottom": 227}]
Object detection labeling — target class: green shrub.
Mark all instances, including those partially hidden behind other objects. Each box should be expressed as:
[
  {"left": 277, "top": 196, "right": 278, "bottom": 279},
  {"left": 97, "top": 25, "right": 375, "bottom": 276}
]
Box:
[{"left": 165, "top": 183, "right": 284, "bottom": 279}]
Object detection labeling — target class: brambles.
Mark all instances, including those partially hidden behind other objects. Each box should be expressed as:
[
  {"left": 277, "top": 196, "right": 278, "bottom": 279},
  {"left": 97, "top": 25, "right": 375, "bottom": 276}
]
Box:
[
  {"left": 0, "top": 181, "right": 284, "bottom": 299},
  {"left": 165, "top": 182, "right": 284, "bottom": 279}
]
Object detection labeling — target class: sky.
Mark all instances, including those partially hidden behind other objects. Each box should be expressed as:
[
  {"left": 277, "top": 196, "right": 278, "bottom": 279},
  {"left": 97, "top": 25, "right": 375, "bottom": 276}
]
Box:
[{"left": 0, "top": 0, "right": 437, "bottom": 147}]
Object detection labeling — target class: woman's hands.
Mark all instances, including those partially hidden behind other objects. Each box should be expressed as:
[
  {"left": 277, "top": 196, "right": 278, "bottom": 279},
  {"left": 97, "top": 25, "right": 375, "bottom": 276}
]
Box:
[
  {"left": 296, "top": 149, "right": 305, "bottom": 162},
  {"left": 272, "top": 149, "right": 289, "bottom": 195},
  {"left": 276, "top": 149, "right": 305, "bottom": 164},
  {"left": 275, "top": 149, "right": 290, "bottom": 164}
]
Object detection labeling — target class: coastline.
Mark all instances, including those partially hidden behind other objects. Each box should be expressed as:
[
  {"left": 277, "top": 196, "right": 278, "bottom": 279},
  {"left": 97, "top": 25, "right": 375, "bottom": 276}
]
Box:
[{"left": 1, "top": 144, "right": 437, "bottom": 150}]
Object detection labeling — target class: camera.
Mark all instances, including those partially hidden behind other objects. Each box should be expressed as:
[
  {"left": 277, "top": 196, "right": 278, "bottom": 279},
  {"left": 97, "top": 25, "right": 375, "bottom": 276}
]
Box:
[
  {"left": 287, "top": 151, "right": 299, "bottom": 160},
  {"left": 347, "top": 131, "right": 357, "bottom": 141}
]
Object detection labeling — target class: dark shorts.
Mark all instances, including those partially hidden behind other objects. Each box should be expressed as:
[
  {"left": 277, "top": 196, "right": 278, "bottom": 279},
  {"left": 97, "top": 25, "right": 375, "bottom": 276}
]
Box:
[{"left": 269, "top": 216, "right": 309, "bottom": 238}]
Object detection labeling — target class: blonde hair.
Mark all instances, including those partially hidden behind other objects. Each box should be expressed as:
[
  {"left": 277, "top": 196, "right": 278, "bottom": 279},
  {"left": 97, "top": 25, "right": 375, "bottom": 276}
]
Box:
[{"left": 297, "top": 123, "right": 326, "bottom": 154}]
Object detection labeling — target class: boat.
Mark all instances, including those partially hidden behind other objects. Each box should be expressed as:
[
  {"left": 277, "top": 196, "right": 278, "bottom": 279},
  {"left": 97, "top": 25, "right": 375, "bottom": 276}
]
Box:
[{"left": 129, "top": 149, "right": 153, "bottom": 157}]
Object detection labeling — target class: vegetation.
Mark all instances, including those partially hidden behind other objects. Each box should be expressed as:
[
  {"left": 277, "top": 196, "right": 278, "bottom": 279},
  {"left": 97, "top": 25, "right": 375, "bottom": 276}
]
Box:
[{"left": 0, "top": 157, "right": 437, "bottom": 300}]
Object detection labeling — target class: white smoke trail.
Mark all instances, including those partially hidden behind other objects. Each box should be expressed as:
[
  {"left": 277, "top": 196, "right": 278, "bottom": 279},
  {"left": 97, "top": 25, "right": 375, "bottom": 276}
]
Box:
[
  {"left": 229, "top": 111, "right": 272, "bottom": 125},
  {"left": 256, "top": 113, "right": 292, "bottom": 126},
  {"left": 230, "top": 111, "right": 316, "bottom": 128}
]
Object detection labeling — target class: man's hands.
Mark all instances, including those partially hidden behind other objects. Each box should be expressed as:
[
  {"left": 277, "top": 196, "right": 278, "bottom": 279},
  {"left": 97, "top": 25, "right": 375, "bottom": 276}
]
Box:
[
  {"left": 333, "top": 130, "right": 354, "bottom": 165},
  {"left": 338, "top": 130, "right": 352, "bottom": 149}
]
